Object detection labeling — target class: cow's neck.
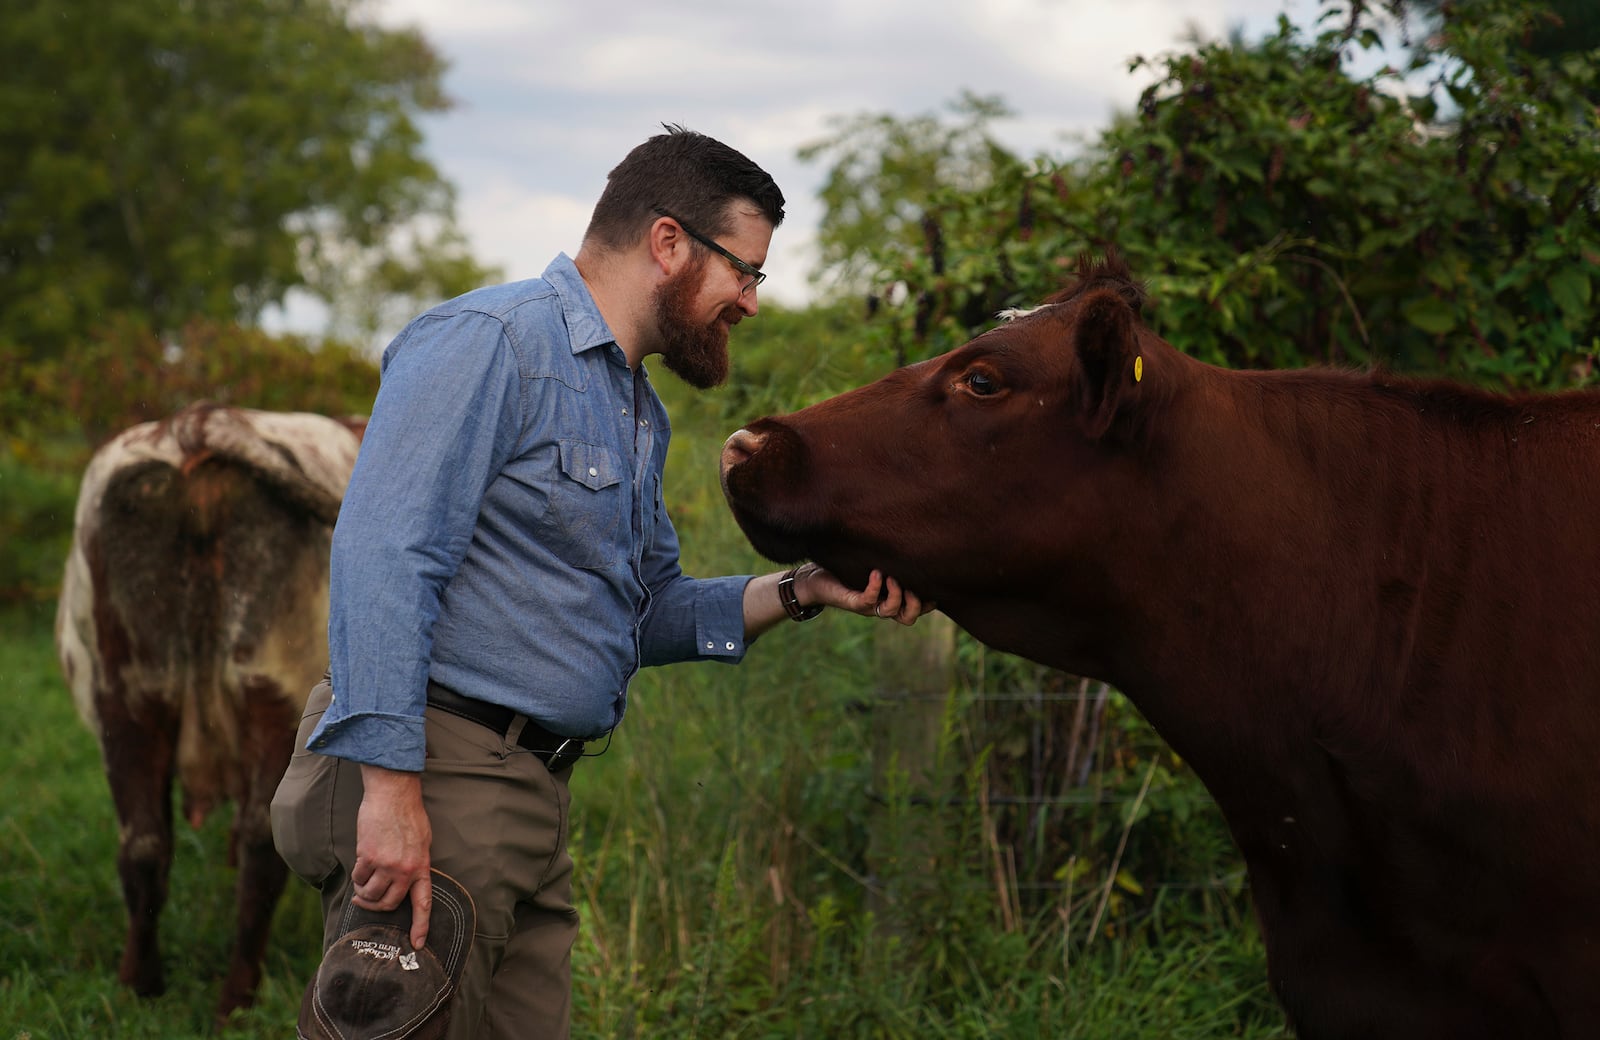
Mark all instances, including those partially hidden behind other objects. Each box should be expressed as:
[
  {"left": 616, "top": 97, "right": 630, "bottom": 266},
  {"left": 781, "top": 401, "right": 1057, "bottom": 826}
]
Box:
[{"left": 1025, "top": 365, "right": 1441, "bottom": 774}]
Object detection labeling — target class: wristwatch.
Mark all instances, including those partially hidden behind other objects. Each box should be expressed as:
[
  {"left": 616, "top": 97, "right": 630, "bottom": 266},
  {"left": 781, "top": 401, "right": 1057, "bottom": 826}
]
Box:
[{"left": 778, "top": 565, "right": 824, "bottom": 622}]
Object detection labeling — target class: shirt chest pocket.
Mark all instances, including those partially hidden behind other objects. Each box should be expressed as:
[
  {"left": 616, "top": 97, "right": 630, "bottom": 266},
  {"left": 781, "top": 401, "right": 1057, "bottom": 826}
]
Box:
[{"left": 545, "top": 439, "right": 626, "bottom": 569}]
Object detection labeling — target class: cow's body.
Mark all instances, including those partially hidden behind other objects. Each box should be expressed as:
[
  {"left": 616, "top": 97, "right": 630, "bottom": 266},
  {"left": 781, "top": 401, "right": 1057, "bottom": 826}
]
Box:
[
  {"left": 56, "top": 402, "right": 362, "bottom": 1025},
  {"left": 720, "top": 255, "right": 1600, "bottom": 1038}
]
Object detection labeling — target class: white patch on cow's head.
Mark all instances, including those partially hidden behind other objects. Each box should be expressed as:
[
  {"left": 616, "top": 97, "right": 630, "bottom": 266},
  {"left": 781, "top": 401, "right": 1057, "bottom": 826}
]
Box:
[{"left": 996, "top": 304, "right": 1056, "bottom": 323}]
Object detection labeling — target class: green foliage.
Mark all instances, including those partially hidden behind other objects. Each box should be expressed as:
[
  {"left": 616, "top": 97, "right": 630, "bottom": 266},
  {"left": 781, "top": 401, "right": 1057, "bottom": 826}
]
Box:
[
  {"left": 1408, "top": 0, "right": 1600, "bottom": 59},
  {"left": 696, "top": 299, "right": 896, "bottom": 430},
  {"left": 0, "top": 0, "right": 496, "bottom": 356},
  {"left": 0, "top": 447, "right": 77, "bottom": 605},
  {"left": 2, "top": 319, "right": 376, "bottom": 451},
  {"left": 800, "top": 91, "right": 1023, "bottom": 299},
  {"left": 840, "top": 0, "right": 1600, "bottom": 389},
  {"left": 0, "top": 320, "right": 376, "bottom": 605}
]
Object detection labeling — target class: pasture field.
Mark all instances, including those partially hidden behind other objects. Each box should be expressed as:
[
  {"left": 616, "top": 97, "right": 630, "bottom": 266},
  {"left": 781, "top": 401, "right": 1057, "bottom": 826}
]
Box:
[{"left": 0, "top": 599, "right": 1290, "bottom": 1039}]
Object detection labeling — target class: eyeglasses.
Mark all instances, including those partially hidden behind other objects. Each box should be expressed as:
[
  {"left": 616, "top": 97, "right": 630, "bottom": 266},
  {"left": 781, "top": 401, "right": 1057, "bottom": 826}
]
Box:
[{"left": 652, "top": 207, "right": 766, "bottom": 295}]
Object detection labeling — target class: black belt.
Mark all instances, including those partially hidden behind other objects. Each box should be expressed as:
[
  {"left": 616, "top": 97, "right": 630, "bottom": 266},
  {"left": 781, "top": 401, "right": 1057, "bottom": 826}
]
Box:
[{"left": 425, "top": 682, "right": 587, "bottom": 773}]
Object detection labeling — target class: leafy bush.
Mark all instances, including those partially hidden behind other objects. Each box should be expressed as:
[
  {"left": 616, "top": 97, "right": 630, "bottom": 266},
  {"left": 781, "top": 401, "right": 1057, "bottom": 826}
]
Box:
[
  {"left": 855, "top": 0, "right": 1600, "bottom": 390},
  {"left": 0, "top": 319, "right": 377, "bottom": 602},
  {"left": 13, "top": 317, "right": 378, "bottom": 448}
]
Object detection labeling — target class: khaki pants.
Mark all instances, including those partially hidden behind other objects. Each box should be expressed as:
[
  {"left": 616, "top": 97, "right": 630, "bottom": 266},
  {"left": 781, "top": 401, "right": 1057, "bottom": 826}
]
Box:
[{"left": 272, "top": 678, "right": 579, "bottom": 1039}]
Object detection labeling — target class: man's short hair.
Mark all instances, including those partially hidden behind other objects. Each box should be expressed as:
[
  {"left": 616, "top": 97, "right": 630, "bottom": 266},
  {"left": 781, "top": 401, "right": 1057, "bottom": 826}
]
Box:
[{"left": 584, "top": 123, "right": 785, "bottom": 252}]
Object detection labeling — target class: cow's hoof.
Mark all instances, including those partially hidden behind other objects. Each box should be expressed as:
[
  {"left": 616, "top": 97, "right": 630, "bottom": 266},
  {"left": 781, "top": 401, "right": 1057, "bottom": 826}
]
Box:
[
  {"left": 214, "top": 988, "right": 257, "bottom": 1034},
  {"left": 120, "top": 958, "right": 165, "bottom": 998}
]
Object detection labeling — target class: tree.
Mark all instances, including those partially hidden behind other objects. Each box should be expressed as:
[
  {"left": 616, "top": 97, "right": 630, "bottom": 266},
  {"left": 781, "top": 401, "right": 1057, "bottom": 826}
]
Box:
[
  {"left": 839, "top": 0, "right": 1598, "bottom": 389},
  {"left": 0, "top": 0, "right": 495, "bottom": 357},
  {"left": 1405, "top": 0, "right": 1600, "bottom": 59},
  {"left": 798, "top": 91, "right": 1021, "bottom": 299}
]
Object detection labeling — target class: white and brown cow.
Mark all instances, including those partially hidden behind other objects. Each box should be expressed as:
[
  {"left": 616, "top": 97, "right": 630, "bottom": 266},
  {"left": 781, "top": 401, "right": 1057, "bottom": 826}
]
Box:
[{"left": 55, "top": 402, "right": 364, "bottom": 1026}]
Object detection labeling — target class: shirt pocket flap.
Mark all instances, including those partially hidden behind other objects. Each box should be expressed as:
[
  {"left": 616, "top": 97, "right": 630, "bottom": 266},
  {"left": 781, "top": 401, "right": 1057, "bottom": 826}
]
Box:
[{"left": 559, "top": 439, "right": 622, "bottom": 492}]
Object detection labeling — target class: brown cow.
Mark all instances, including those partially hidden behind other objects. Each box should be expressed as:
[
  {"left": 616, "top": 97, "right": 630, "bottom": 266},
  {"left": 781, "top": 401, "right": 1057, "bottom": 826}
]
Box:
[
  {"left": 720, "top": 254, "right": 1600, "bottom": 1039},
  {"left": 55, "top": 402, "right": 363, "bottom": 1027}
]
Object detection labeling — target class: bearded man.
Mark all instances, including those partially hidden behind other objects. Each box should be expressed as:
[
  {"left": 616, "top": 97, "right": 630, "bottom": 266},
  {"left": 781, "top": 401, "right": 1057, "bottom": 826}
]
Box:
[{"left": 271, "top": 125, "right": 928, "bottom": 1040}]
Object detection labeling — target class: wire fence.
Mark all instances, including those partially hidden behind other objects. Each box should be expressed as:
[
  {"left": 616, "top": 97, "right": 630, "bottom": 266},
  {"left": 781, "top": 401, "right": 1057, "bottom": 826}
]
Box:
[{"left": 861, "top": 670, "right": 1250, "bottom": 912}]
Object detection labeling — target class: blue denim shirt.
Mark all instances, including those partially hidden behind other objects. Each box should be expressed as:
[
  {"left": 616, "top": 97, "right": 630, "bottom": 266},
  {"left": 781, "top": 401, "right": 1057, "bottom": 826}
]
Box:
[{"left": 307, "top": 254, "right": 752, "bottom": 771}]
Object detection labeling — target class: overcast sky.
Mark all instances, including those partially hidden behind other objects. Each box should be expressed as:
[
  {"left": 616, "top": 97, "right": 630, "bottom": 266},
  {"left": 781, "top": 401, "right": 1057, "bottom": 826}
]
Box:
[{"left": 284, "top": 0, "right": 1321, "bottom": 334}]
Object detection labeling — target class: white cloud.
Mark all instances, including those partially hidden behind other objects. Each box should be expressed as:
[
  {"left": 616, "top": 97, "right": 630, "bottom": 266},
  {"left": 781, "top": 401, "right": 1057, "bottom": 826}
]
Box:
[{"left": 455, "top": 183, "right": 594, "bottom": 284}]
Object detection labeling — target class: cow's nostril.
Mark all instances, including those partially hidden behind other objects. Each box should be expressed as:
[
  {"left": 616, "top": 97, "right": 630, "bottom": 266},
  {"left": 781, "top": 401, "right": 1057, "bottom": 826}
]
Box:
[{"left": 721, "top": 428, "right": 764, "bottom": 470}]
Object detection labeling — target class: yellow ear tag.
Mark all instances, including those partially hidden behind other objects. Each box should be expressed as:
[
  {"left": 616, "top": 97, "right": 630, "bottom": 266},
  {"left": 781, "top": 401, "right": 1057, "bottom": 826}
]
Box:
[{"left": 1134, "top": 356, "right": 1144, "bottom": 383}]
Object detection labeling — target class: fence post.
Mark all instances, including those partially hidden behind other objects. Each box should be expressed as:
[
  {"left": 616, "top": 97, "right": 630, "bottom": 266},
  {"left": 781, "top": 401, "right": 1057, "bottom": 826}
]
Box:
[{"left": 865, "top": 611, "right": 957, "bottom": 924}]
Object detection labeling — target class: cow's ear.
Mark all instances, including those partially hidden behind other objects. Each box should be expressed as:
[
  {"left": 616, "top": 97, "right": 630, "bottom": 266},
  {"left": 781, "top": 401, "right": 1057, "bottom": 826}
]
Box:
[{"left": 1071, "top": 288, "right": 1140, "bottom": 440}]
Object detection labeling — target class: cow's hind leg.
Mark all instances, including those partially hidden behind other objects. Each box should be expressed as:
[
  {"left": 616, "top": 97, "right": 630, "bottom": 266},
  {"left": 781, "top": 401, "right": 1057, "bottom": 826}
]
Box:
[
  {"left": 214, "top": 821, "right": 290, "bottom": 1026},
  {"left": 213, "top": 681, "right": 299, "bottom": 1026},
  {"left": 99, "top": 694, "right": 180, "bottom": 998}
]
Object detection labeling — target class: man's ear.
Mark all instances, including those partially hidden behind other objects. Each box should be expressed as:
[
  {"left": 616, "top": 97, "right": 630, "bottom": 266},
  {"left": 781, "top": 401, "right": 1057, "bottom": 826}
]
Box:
[
  {"left": 648, "top": 215, "right": 689, "bottom": 275},
  {"left": 1071, "top": 287, "right": 1140, "bottom": 440}
]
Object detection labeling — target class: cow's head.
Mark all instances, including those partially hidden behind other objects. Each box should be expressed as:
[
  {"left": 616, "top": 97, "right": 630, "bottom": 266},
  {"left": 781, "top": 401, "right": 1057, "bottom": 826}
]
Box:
[{"left": 720, "top": 255, "right": 1179, "bottom": 662}]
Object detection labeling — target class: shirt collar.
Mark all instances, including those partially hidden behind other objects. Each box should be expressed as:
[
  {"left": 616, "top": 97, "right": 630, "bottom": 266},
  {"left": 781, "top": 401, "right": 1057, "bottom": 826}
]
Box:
[{"left": 542, "top": 253, "right": 618, "bottom": 356}]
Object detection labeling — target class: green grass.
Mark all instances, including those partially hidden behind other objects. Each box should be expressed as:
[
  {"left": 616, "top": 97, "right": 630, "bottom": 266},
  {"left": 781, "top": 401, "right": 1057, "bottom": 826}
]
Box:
[
  {"left": 0, "top": 600, "right": 325, "bottom": 1039},
  {"left": 1, "top": 600, "right": 1293, "bottom": 1039}
]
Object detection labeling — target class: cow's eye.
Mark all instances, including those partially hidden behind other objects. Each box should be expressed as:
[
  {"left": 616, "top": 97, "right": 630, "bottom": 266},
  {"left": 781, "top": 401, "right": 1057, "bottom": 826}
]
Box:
[{"left": 965, "top": 372, "right": 999, "bottom": 396}]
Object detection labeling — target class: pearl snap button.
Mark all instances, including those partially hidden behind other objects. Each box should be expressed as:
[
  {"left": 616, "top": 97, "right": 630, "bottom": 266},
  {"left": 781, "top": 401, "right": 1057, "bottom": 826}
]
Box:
[{"left": 588, "top": 467, "right": 598, "bottom": 477}]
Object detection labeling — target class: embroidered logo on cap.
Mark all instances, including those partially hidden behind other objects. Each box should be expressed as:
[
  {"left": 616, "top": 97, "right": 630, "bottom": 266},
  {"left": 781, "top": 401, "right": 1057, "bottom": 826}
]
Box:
[{"left": 347, "top": 938, "right": 404, "bottom": 960}]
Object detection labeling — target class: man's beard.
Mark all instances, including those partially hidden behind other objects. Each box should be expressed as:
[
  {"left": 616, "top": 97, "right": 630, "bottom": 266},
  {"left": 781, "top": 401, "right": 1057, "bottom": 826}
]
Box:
[{"left": 653, "top": 258, "right": 733, "bottom": 389}]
